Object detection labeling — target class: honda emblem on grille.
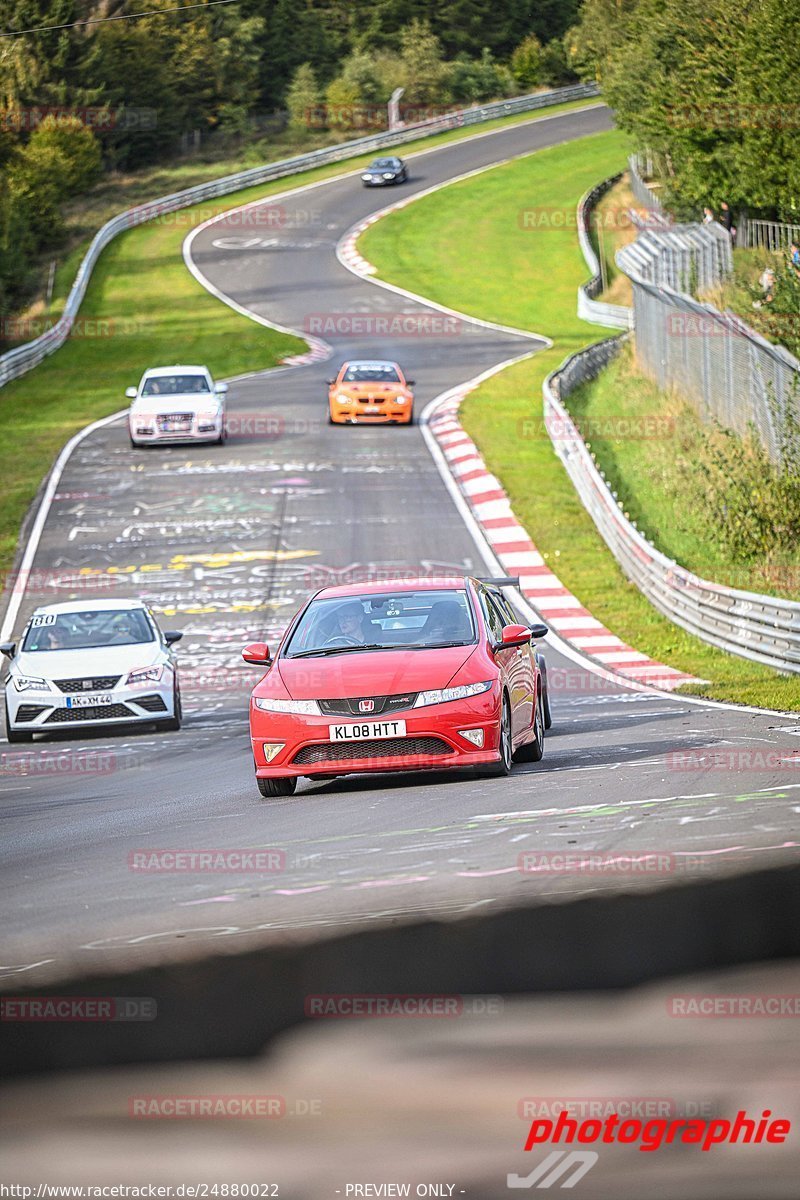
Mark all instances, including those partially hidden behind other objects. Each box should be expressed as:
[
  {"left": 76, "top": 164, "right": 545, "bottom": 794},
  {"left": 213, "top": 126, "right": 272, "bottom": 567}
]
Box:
[{"left": 358, "top": 699, "right": 375, "bottom": 713}]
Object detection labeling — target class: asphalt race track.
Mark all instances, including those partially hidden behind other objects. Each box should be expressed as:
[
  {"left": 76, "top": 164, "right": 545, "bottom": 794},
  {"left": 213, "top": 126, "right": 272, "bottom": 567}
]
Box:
[{"left": 2, "top": 104, "right": 799, "bottom": 987}]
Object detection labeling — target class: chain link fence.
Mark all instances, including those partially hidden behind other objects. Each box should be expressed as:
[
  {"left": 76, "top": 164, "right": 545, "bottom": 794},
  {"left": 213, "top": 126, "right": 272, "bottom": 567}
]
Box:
[
  {"left": 543, "top": 339, "right": 800, "bottom": 674},
  {"left": 618, "top": 258, "right": 799, "bottom": 466}
]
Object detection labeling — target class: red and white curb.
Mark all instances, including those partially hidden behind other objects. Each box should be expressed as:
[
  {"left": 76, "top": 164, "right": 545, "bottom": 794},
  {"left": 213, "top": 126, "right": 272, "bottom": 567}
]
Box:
[
  {"left": 339, "top": 216, "right": 379, "bottom": 276},
  {"left": 280, "top": 337, "right": 329, "bottom": 367},
  {"left": 428, "top": 386, "right": 703, "bottom": 692}
]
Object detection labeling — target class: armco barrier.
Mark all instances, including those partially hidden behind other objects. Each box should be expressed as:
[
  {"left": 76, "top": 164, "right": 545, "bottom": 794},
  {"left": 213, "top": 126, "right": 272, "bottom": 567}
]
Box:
[
  {"left": 0, "top": 84, "right": 599, "bottom": 390},
  {"left": 543, "top": 338, "right": 800, "bottom": 674},
  {"left": 576, "top": 173, "right": 633, "bottom": 330}
]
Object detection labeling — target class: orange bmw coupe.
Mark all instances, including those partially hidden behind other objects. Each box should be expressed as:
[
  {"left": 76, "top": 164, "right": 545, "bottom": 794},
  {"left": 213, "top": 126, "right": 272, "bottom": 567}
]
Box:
[{"left": 327, "top": 360, "right": 415, "bottom": 425}]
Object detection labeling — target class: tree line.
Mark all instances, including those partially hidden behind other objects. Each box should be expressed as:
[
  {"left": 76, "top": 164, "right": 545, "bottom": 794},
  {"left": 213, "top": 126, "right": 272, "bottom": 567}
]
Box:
[
  {"left": 0, "top": 0, "right": 582, "bottom": 319},
  {"left": 569, "top": 0, "right": 799, "bottom": 222}
]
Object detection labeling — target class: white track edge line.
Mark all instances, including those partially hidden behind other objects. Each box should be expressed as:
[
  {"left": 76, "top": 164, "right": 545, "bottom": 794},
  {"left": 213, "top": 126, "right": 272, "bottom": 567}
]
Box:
[{"left": 0, "top": 409, "right": 127, "bottom": 643}]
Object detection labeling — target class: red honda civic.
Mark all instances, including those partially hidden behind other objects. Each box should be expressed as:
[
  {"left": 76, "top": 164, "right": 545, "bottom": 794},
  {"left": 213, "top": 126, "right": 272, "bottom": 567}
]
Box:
[{"left": 242, "top": 576, "right": 550, "bottom": 798}]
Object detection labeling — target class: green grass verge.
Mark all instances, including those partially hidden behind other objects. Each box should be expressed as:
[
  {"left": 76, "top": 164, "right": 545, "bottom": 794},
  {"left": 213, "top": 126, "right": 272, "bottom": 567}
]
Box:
[
  {"left": 567, "top": 346, "right": 800, "bottom": 599},
  {"left": 0, "top": 97, "right": 602, "bottom": 581},
  {"left": 359, "top": 129, "right": 800, "bottom": 710}
]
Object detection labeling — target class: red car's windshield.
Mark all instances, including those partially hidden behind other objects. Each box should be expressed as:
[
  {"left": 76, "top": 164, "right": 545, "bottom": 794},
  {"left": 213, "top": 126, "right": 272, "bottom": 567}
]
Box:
[{"left": 284, "top": 590, "right": 476, "bottom": 657}]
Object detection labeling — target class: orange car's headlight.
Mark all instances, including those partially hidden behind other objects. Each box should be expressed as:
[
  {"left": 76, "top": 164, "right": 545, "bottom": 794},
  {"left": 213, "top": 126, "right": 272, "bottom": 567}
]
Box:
[{"left": 333, "top": 392, "right": 353, "bottom": 404}]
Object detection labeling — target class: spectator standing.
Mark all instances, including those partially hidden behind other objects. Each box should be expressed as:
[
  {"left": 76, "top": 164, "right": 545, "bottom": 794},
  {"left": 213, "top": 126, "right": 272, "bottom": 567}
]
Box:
[
  {"left": 790, "top": 242, "right": 800, "bottom": 277},
  {"left": 702, "top": 206, "right": 715, "bottom": 224},
  {"left": 720, "top": 201, "right": 736, "bottom": 245}
]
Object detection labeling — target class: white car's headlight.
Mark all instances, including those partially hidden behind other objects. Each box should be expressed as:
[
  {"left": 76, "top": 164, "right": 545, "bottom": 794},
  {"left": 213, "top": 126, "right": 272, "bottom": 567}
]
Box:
[
  {"left": 13, "top": 674, "right": 51, "bottom": 692},
  {"left": 413, "top": 681, "right": 493, "bottom": 708},
  {"left": 255, "top": 697, "right": 321, "bottom": 715},
  {"left": 126, "top": 665, "right": 164, "bottom": 685}
]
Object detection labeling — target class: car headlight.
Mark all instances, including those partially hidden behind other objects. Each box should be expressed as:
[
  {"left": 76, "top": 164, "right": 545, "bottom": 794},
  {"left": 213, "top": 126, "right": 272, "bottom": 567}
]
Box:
[
  {"left": 413, "top": 681, "right": 494, "bottom": 708},
  {"left": 334, "top": 393, "right": 353, "bottom": 404},
  {"left": 395, "top": 396, "right": 408, "bottom": 404},
  {"left": 254, "top": 697, "right": 321, "bottom": 715},
  {"left": 12, "top": 674, "right": 51, "bottom": 692},
  {"left": 361, "top": 174, "right": 372, "bottom": 181},
  {"left": 126, "top": 665, "right": 164, "bottom": 685},
  {"left": 383, "top": 173, "right": 395, "bottom": 179}
]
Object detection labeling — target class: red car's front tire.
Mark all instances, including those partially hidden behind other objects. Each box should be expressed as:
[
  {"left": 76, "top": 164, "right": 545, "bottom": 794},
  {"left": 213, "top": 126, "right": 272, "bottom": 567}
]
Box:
[
  {"left": 482, "top": 695, "right": 512, "bottom": 778},
  {"left": 514, "top": 693, "right": 545, "bottom": 763},
  {"left": 257, "top": 776, "right": 297, "bottom": 798}
]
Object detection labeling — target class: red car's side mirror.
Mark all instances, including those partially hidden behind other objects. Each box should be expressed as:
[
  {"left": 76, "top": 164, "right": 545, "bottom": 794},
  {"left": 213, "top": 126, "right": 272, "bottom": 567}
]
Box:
[
  {"left": 242, "top": 642, "right": 271, "bottom": 665},
  {"left": 497, "top": 623, "right": 532, "bottom": 649}
]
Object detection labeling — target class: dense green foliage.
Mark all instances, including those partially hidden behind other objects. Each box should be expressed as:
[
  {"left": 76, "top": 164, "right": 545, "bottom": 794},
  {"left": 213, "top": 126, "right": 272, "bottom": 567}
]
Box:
[
  {"left": 0, "top": 0, "right": 581, "bottom": 318},
  {"left": 567, "top": 0, "right": 800, "bottom": 221}
]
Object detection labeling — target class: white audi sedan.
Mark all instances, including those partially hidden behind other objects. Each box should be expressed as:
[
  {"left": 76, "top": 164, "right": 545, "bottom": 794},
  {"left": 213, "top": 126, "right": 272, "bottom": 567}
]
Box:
[
  {"left": 126, "top": 365, "right": 227, "bottom": 447},
  {"left": 2, "top": 600, "right": 183, "bottom": 742}
]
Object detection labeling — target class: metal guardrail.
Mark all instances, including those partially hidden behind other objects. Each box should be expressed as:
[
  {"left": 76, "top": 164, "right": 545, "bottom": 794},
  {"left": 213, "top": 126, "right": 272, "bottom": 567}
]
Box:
[
  {"left": 617, "top": 222, "right": 733, "bottom": 294},
  {"left": 576, "top": 174, "right": 634, "bottom": 329},
  {"left": 542, "top": 339, "right": 800, "bottom": 674},
  {"left": 740, "top": 216, "right": 800, "bottom": 253},
  {"left": 0, "top": 83, "right": 600, "bottom": 390}
]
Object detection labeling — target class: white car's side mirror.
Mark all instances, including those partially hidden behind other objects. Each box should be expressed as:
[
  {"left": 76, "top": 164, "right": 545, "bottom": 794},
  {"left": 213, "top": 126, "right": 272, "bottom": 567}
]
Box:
[
  {"left": 125, "top": 387, "right": 137, "bottom": 399},
  {"left": 215, "top": 382, "right": 228, "bottom": 394}
]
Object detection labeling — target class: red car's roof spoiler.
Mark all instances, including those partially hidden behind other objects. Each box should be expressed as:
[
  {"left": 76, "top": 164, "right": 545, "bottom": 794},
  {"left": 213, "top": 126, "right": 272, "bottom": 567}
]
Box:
[{"left": 475, "top": 576, "right": 520, "bottom": 588}]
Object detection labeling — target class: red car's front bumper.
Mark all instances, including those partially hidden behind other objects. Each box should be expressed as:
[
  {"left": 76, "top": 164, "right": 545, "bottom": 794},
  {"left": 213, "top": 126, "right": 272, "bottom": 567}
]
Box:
[{"left": 250, "top": 692, "right": 502, "bottom": 778}]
